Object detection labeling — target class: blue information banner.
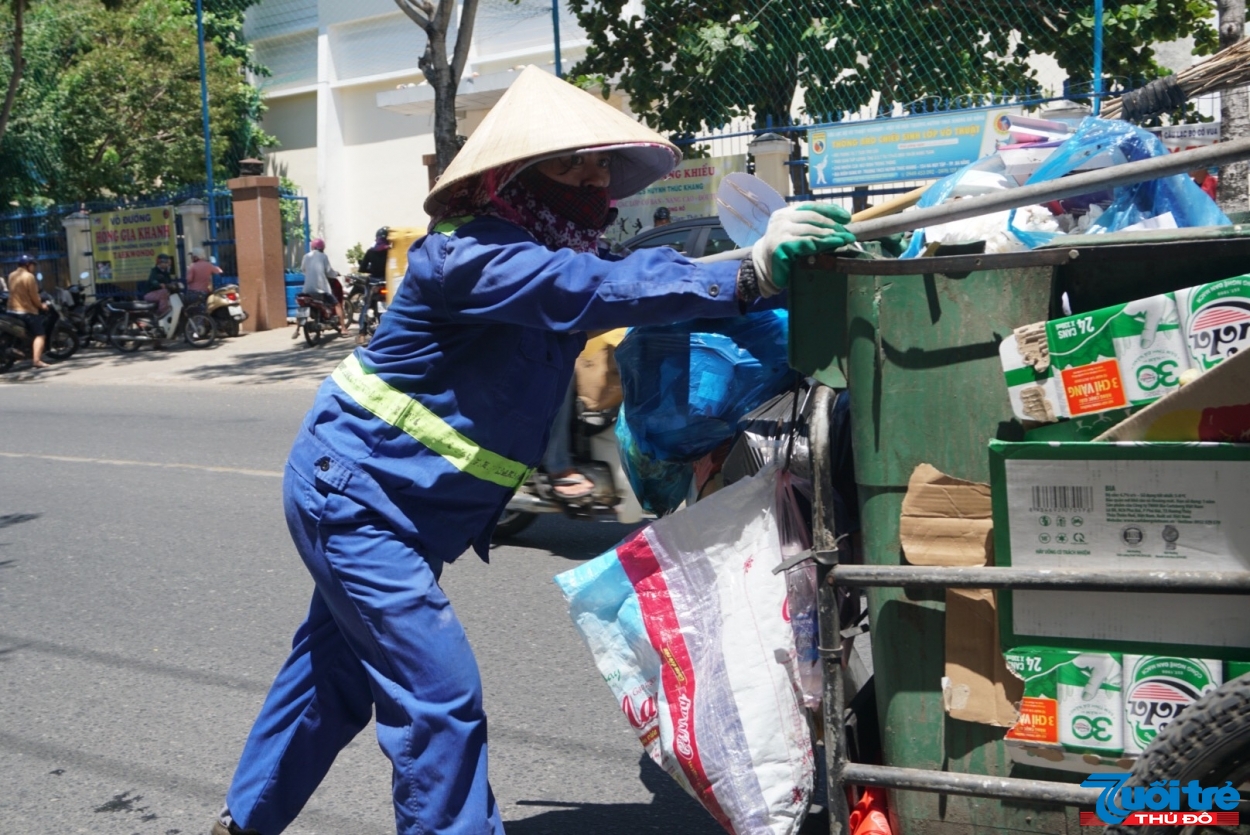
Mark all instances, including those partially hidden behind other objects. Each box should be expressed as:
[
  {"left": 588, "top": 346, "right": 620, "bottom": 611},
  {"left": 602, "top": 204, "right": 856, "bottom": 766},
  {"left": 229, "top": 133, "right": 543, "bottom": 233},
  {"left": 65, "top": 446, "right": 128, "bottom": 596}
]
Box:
[{"left": 807, "top": 108, "right": 1017, "bottom": 189}]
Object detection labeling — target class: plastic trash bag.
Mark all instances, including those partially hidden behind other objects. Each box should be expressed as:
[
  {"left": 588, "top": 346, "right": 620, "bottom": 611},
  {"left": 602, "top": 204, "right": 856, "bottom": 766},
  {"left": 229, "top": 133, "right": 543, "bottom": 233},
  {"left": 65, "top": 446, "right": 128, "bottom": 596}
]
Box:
[
  {"left": 615, "top": 405, "right": 693, "bottom": 516},
  {"left": 554, "top": 465, "right": 814, "bottom": 835},
  {"left": 616, "top": 310, "right": 798, "bottom": 463},
  {"left": 902, "top": 117, "right": 1229, "bottom": 257},
  {"left": 1007, "top": 118, "right": 1229, "bottom": 247}
]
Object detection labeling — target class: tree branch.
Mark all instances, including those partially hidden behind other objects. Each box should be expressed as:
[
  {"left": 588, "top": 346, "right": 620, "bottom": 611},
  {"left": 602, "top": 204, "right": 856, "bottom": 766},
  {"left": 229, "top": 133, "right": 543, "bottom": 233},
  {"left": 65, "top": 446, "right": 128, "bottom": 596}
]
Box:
[
  {"left": 393, "top": 0, "right": 434, "bottom": 31},
  {"left": 0, "top": 0, "right": 27, "bottom": 148},
  {"left": 451, "top": 0, "right": 480, "bottom": 82}
]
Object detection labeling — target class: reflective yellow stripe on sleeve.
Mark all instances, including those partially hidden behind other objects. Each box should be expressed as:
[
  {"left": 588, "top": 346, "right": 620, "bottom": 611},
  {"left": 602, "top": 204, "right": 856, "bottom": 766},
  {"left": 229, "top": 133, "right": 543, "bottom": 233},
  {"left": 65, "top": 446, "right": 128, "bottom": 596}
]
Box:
[{"left": 331, "top": 353, "right": 533, "bottom": 489}]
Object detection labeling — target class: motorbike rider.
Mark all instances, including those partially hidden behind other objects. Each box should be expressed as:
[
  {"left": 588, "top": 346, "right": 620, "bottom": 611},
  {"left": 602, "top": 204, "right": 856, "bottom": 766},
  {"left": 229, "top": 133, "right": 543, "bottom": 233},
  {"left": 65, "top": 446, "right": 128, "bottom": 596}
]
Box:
[
  {"left": 296, "top": 238, "right": 341, "bottom": 337},
  {"left": 143, "top": 253, "right": 176, "bottom": 315},
  {"left": 354, "top": 227, "right": 390, "bottom": 339},
  {"left": 211, "top": 65, "right": 853, "bottom": 835},
  {"left": 6, "top": 254, "right": 50, "bottom": 368}
]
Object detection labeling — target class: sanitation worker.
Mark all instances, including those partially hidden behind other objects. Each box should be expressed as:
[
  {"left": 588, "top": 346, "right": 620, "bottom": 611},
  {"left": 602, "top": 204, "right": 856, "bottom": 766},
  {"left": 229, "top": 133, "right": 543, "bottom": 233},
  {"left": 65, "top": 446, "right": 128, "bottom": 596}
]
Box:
[{"left": 212, "top": 65, "right": 853, "bottom": 835}]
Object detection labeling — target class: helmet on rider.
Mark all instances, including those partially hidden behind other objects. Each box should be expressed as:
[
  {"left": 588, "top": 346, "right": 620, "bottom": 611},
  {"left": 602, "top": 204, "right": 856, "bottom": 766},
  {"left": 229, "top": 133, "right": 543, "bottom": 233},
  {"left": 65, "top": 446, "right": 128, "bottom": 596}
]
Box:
[
  {"left": 310, "top": 238, "right": 325, "bottom": 251},
  {"left": 375, "top": 227, "right": 390, "bottom": 242},
  {"left": 16, "top": 253, "right": 36, "bottom": 266}
]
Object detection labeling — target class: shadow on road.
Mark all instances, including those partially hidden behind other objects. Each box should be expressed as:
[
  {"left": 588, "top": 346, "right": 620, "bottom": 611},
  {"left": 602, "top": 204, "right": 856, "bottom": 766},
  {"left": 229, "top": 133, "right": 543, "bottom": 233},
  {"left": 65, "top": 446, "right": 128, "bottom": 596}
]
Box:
[
  {"left": 181, "top": 339, "right": 350, "bottom": 384},
  {"left": 507, "top": 753, "right": 723, "bottom": 835}
]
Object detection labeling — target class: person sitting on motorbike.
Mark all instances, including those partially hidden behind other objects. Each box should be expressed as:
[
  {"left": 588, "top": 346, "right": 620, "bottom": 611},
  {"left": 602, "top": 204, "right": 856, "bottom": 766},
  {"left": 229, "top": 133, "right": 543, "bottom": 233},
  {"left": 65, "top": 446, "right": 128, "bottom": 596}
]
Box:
[
  {"left": 298, "top": 238, "right": 342, "bottom": 330},
  {"left": 6, "top": 254, "right": 50, "bottom": 369},
  {"left": 209, "top": 65, "right": 853, "bottom": 835},
  {"left": 359, "top": 227, "right": 389, "bottom": 280},
  {"left": 143, "top": 254, "right": 176, "bottom": 315}
]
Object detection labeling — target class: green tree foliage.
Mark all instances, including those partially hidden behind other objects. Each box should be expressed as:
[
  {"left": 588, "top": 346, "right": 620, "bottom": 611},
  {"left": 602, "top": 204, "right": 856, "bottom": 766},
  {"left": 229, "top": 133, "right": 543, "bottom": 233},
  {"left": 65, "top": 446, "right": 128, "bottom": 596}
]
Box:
[
  {"left": 0, "top": 0, "right": 268, "bottom": 205},
  {"left": 566, "top": 0, "right": 1219, "bottom": 137}
]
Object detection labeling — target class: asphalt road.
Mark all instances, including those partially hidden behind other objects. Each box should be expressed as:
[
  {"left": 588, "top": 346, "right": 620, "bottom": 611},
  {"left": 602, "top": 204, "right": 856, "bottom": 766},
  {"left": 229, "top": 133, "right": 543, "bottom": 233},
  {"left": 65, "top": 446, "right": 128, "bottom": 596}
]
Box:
[{"left": 0, "top": 381, "right": 725, "bottom": 835}]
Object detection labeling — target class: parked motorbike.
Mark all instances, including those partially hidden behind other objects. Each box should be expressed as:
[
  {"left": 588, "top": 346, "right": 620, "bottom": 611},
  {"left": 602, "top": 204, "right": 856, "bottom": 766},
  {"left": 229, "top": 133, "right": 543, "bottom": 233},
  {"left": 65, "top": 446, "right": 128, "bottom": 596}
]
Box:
[
  {"left": 108, "top": 281, "right": 217, "bottom": 351},
  {"left": 0, "top": 290, "right": 80, "bottom": 371},
  {"left": 206, "top": 283, "right": 248, "bottom": 337},
  {"left": 58, "top": 272, "right": 120, "bottom": 347},
  {"left": 494, "top": 403, "right": 644, "bottom": 538},
  {"left": 345, "top": 274, "right": 388, "bottom": 343},
  {"left": 294, "top": 290, "right": 343, "bottom": 347}
]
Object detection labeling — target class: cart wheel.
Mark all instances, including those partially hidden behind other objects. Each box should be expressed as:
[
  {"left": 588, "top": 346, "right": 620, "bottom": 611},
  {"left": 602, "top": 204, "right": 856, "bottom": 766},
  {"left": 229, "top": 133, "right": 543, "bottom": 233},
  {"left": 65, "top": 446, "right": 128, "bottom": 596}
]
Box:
[{"left": 1104, "top": 674, "right": 1250, "bottom": 835}]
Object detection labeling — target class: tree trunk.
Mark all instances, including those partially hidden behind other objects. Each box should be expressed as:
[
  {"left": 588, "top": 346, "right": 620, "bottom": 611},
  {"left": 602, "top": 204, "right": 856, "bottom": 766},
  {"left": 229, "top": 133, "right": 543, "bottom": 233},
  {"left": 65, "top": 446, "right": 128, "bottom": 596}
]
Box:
[
  {"left": 1217, "top": 0, "right": 1248, "bottom": 214},
  {"left": 0, "top": 0, "right": 26, "bottom": 149}
]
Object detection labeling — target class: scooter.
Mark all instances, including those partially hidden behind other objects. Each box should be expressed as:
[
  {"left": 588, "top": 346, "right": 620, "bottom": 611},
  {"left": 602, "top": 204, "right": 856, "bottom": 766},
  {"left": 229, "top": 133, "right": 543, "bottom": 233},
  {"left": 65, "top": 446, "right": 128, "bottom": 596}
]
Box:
[
  {"left": 348, "top": 275, "right": 388, "bottom": 344},
  {"left": 294, "top": 289, "right": 343, "bottom": 347},
  {"left": 494, "top": 401, "right": 645, "bottom": 538},
  {"left": 206, "top": 283, "right": 248, "bottom": 337},
  {"left": 58, "top": 273, "right": 119, "bottom": 347},
  {"left": 108, "top": 281, "right": 217, "bottom": 352},
  {"left": 0, "top": 290, "right": 80, "bottom": 371}
]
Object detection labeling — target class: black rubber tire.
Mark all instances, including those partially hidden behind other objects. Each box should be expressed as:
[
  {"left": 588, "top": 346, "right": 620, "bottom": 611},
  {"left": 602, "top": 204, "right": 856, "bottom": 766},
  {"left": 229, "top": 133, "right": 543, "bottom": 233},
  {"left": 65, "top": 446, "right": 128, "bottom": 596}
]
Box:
[
  {"left": 110, "top": 319, "right": 147, "bottom": 353},
  {"left": 492, "top": 510, "right": 538, "bottom": 540},
  {"left": 344, "top": 290, "right": 364, "bottom": 328},
  {"left": 184, "top": 313, "right": 217, "bottom": 348},
  {"left": 45, "top": 321, "right": 79, "bottom": 360},
  {"left": 212, "top": 309, "right": 240, "bottom": 338},
  {"left": 304, "top": 310, "right": 324, "bottom": 347},
  {"left": 1105, "top": 674, "right": 1250, "bottom": 835},
  {"left": 0, "top": 334, "right": 15, "bottom": 372}
]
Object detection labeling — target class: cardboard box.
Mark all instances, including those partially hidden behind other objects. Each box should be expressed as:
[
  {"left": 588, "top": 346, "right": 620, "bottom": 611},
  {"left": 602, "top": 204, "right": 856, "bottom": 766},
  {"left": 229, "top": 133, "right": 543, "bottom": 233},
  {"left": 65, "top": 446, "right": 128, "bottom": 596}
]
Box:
[
  {"left": 1004, "top": 647, "right": 1130, "bottom": 773},
  {"left": 1000, "top": 274, "right": 1250, "bottom": 426},
  {"left": 1094, "top": 347, "right": 1250, "bottom": 442},
  {"left": 990, "top": 441, "right": 1250, "bottom": 656}
]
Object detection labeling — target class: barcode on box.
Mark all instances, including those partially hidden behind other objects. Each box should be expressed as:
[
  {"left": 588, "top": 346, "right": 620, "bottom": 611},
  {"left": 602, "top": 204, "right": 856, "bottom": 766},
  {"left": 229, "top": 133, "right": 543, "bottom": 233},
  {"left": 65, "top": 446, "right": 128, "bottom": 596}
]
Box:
[{"left": 1030, "top": 485, "right": 1093, "bottom": 513}]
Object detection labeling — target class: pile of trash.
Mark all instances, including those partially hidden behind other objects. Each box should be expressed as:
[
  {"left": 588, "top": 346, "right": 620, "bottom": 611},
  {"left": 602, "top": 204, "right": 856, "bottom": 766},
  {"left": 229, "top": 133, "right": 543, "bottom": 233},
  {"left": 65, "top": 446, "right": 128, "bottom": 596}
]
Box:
[{"left": 902, "top": 115, "right": 1230, "bottom": 257}]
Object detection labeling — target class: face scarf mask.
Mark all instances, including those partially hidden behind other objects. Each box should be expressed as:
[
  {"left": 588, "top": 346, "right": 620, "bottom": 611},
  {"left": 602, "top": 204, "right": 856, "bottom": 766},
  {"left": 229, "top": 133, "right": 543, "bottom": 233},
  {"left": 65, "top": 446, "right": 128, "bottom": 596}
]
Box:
[{"left": 487, "top": 167, "right": 611, "bottom": 254}]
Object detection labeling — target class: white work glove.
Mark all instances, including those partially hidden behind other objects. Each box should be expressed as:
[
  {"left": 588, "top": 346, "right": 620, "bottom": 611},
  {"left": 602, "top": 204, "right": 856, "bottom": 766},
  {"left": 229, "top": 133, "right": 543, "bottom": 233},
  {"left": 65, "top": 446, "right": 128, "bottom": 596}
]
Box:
[{"left": 749, "top": 203, "right": 855, "bottom": 297}]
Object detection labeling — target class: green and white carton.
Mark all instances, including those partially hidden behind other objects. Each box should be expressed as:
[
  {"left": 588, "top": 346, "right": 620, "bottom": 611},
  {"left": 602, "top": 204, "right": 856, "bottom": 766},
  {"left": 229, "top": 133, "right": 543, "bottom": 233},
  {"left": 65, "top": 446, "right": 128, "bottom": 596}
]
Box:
[
  {"left": 1000, "top": 274, "right": 1250, "bottom": 425},
  {"left": 1123, "top": 655, "right": 1221, "bottom": 755},
  {"left": 1005, "top": 648, "right": 1124, "bottom": 771}
]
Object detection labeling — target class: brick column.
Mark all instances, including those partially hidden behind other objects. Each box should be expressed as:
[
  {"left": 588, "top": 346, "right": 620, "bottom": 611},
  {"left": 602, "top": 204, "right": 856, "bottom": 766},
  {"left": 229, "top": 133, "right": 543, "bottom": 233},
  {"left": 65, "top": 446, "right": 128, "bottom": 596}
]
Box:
[{"left": 227, "top": 175, "right": 286, "bottom": 332}]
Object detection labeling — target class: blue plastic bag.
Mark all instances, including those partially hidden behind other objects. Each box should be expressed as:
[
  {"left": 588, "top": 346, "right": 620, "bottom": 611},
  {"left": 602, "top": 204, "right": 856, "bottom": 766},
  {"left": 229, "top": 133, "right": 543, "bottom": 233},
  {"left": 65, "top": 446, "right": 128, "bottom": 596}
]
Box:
[
  {"left": 616, "top": 309, "right": 798, "bottom": 462},
  {"left": 614, "top": 309, "right": 799, "bottom": 515},
  {"left": 1008, "top": 118, "right": 1228, "bottom": 247},
  {"left": 901, "top": 117, "right": 1229, "bottom": 257}
]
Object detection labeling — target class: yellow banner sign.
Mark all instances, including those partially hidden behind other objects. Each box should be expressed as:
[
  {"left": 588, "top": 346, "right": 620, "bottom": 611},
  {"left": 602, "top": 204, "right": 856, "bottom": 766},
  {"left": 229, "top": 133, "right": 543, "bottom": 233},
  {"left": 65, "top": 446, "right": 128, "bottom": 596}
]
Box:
[{"left": 90, "top": 207, "right": 178, "bottom": 286}]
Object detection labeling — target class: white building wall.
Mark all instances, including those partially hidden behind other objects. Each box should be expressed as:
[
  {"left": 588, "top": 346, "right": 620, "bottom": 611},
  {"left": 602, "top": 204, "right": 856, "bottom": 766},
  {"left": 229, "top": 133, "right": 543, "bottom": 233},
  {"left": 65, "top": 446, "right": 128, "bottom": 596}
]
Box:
[{"left": 248, "top": 0, "right": 588, "bottom": 255}]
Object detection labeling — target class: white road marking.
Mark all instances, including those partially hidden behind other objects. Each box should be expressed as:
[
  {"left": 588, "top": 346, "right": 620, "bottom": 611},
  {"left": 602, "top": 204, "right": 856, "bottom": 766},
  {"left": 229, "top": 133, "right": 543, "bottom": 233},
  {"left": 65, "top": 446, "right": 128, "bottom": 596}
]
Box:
[{"left": 0, "top": 451, "right": 283, "bottom": 478}]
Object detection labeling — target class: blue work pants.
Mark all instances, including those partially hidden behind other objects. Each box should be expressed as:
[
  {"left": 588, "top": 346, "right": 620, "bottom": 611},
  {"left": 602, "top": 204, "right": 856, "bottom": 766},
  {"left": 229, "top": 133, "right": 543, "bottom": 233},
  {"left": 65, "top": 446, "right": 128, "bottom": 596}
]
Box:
[{"left": 225, "top": 439, "right": 504, "bottom": 835}]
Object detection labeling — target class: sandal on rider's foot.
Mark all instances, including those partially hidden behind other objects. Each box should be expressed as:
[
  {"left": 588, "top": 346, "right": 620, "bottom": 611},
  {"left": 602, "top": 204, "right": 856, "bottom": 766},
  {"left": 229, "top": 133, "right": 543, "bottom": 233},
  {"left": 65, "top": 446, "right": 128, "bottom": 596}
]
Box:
[{"left": 551, "top": 471, "right": 595, "bottom": 500}]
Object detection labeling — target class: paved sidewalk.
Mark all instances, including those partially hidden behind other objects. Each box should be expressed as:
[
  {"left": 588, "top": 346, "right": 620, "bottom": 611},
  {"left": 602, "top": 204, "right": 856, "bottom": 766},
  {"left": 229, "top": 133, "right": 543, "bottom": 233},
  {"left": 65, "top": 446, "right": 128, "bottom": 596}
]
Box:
[{"left": 0, "top": 325, "right": 357, "bottom": 389}]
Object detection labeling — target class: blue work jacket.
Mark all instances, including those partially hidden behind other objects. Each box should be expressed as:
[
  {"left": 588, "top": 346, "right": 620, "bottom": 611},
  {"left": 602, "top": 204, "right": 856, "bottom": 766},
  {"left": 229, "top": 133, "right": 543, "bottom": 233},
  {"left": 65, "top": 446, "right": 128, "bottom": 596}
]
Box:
[{"left": 300, "top": 216, "right": 744, "bottom": 563}]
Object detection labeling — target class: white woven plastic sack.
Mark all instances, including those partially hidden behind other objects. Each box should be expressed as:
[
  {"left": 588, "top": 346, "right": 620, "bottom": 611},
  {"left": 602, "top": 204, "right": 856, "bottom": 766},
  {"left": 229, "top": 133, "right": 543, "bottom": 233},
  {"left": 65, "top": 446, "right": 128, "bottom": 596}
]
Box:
[{"left": 554, "top": 465, "right": 813, "bottom": 834}]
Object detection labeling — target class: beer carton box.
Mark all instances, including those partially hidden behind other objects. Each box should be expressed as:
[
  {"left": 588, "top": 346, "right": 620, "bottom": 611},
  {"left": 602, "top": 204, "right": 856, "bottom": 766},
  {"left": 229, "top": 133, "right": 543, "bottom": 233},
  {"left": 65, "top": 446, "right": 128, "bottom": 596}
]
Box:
[
  {"left": 1229, "top": 660, "right": 1250, "bottom": 680},
  {"left": 1123, "top": 655, "right": 1222, "bottom": 755},
  {"left": 1000, "top": 274, "right": 1250, "bottom": 425},
  {"left": 990, "top": 441, "right": 1250, "bottom": 654},
  {"left": 1005, "top": 647, "right": 1126, "bottom": 772}
]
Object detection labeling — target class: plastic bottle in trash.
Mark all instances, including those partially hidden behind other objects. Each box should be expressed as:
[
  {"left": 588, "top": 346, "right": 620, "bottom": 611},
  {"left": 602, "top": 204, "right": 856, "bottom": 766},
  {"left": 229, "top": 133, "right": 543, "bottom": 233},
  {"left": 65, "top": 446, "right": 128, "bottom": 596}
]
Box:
[{"left": 777, "top": 470, "right": 821, "bottom": 709}]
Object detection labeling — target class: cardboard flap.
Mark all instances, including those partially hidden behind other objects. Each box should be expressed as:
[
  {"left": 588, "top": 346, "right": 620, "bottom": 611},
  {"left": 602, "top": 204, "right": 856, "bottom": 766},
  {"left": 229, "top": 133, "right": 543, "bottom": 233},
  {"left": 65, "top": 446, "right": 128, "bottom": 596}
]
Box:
[
  {"left": 1095, "top": 348, "right": 1250, "bottom": 442},
  {"left": 900, "top": 463, "right": 993, "bottom": 566},
  {"left": 944, "top": 588, "right": 1023, "bottom": 727}
]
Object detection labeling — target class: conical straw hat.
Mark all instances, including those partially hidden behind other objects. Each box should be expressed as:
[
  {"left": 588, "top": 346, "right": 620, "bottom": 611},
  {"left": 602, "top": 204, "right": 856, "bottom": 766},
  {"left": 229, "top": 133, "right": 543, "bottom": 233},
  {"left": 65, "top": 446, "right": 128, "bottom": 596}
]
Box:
[{"left": 424, "top": 65, "right": 681, "bottom": 216}]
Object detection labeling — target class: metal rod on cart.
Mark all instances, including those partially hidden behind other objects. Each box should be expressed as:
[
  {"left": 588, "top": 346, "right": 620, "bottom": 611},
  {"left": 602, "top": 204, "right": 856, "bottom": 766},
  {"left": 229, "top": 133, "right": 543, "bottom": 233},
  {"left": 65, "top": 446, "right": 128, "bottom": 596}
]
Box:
[
  {"left": 832, "top": 565, "right": 1250, "bottom": 593},
  {"left": 842, "top": 763, "right": 1102, "bottom": 807},
  {"left": 808, "top": 385, "right": 851, "bottom": 835},
  {"left": 701, "top": 134, "right": 1250, "bottom": 263}
]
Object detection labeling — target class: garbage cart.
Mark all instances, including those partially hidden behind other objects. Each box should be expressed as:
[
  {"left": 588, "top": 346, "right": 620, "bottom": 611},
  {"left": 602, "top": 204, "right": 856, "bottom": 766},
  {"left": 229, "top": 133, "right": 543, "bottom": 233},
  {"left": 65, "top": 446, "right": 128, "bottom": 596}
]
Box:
[{"left": 789, "top": 223, "right": 1250, "bottom": 835}]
